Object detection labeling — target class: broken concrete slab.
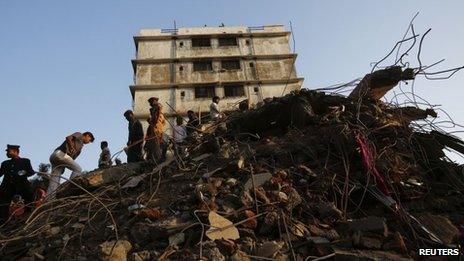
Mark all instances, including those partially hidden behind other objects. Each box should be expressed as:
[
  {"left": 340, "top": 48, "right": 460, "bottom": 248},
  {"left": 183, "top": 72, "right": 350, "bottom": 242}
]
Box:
[
  {"left": 353, "top": 232, "right": 383, "bottom": 250},
  {"left": 244, "top": 172, "right": 272, "bottom": 191},
  {"left": 203, "top": 241, "right": 226, "bottom": 261},
  {"left": 316, "top": 202, "right": 344, "bottom": 221},
  {"left": 255, "top": 241, "right": 284, "bottom": 258},
  {"left": 383, "top": 232, "right": 407, "bottom": 254},
  {"left": 122, "top": 158, "right": 174, "bottom": 189},
  {"left": 231, "top": 250, "right": 250, "bottom": 261},
  {"left": 132, "top": 251, "right": 151, "bottom": 261},
  {"left": 100, "top": 240, "right": 132, "bottom": 261},
  {"left": 344, "top": 216, "right": 388, "bottom": 237},
  {"left": 206, "top": 211, "right": 240, "bottom": 241},
  {"left": 307, "top": 236, "right": 330, "bottom": 246},
  {"left": 417, "top": 213, "right": 460, "bottom": 245},
  {"left": 87, "top": 163, "right": 143, "bottom": 188},
  {"left": 349, "top": 66, "right": 415, "bottom": 100}
]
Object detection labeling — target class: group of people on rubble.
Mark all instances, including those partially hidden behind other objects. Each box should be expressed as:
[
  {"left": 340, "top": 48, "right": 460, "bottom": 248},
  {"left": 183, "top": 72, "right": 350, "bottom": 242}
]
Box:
[{"left": 0, "top": 95, "right": 223, "bottom": 221}]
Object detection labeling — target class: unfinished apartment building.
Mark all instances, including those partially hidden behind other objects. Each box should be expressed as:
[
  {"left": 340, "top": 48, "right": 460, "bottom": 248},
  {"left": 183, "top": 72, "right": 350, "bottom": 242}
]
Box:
[{"left": 130, "top": 24, "right": 304, "bottom": 133}]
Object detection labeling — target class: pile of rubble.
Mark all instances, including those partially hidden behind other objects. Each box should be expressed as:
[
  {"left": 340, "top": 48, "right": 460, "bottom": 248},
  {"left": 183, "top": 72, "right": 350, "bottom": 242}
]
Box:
[{"left": 1, "top": 67, "right": 464, "bottom": 260}]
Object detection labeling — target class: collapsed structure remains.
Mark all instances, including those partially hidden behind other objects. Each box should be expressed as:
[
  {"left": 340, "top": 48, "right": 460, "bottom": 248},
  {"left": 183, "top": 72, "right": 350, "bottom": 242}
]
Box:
[{"left": 130, "top": 25, "right": 304, "bottom": 134}]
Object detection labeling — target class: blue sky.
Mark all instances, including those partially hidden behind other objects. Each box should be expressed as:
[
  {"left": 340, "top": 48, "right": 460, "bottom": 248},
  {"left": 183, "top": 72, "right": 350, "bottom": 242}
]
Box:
[{"left": 1, "top": 0, "right": 463, "bottom": 177}]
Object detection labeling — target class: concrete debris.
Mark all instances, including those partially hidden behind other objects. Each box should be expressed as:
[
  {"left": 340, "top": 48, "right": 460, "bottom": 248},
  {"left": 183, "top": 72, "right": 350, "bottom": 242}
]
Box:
[
  {"left": 168, "top": 232, "right": 185, "bottom": 246},
  {"left": 203, "top": 241, "right": 226, "bottom": 261},
  {"left": 100, "top": 240, "right": 132, "bottom": 261},
  {"left": 417, "top": 213, "right": 460, "bottom": 245},
  {"left": 230, "top": 250, "right": 250, "bottom": 261},
  {"left": 349, "top": 66, "right": 415, "bottom": 100},
  {"left": 1, "top": 87, "right": 464, "bottom": 260},
  {"left": 132, "top": 250, "right": 151, "bottom": 261},
  {"left": 352, "top": 231, "right": 383, "bottom": 250},
  {"left": 383, "top": 232, "right": 408, "bottom": 254},
  {"left": 255, "top": 241, "right": 284, "bottom": 258},
  {"left": 346, "top": 216, "right": 389, "bottom": 237},
  {"left": 205, "top": 211, "right": 240, "bottom": 241},
  {"left": 244, "top": 172, "right": 272, "bottom": 191}
]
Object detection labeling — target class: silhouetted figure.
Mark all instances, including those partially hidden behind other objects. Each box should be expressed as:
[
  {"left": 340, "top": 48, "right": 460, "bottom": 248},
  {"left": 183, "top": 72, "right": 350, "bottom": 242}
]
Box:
[
  {"left": 0, "top": 145, "right": 35, "bottom": 220},
  {"left": 98, "top": 141, "right": 112, "bottom": 168},
  {"left": 124, "top": 110, "right": 144, "bottom": 163}
]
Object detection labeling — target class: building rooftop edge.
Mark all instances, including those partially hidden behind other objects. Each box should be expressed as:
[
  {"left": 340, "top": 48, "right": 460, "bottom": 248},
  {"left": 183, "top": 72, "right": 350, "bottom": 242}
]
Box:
[
  {"left": 139, "top": 24, "right": 284, "bottom": 35},
  {"left": 136, "top": 24, "right": 287, "bottom": 38}
]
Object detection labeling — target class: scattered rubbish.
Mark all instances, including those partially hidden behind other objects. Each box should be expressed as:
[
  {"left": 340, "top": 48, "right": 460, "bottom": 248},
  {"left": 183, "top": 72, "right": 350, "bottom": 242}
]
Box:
[
  {"left": 206, "top": 211, "right": 240, "bottom": 241},
  {"left": 168, "top": 232, "right": 185, "bottom": 246},
  {"left": 100, "top": 240, "right": 132, "bottom": 261}
]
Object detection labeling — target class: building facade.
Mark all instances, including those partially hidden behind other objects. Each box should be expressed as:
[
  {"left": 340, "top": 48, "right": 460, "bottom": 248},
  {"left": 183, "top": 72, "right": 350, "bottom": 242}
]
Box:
[{"left": 130, "top": 24, "right": 304, "bottom": 134}]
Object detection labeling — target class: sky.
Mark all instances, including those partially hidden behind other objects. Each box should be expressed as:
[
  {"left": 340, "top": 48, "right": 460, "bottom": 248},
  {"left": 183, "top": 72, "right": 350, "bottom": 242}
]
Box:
[{"left": 1, "top": 0, "right": 463, "bottom": 179}]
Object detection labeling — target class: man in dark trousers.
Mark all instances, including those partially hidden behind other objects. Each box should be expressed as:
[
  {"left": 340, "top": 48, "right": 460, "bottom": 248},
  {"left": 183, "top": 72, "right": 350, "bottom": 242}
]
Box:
[
  {"left": 0, "top": 145, "right": 35, "bottom": 220},
  {"left": 124, "top": 110, "right": 144, "bottom": 163}
]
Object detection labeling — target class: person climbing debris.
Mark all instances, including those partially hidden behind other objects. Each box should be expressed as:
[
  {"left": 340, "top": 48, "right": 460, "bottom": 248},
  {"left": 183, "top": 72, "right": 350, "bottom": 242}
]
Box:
[{"left": 47, "top": 131, "right": 94, "bottom": 198}]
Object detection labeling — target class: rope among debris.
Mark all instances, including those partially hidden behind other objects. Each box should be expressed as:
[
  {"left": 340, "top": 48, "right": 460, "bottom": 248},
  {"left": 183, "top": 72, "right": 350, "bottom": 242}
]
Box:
[{"left": 354, "top": 130, "right": 391, "bottom": 196}]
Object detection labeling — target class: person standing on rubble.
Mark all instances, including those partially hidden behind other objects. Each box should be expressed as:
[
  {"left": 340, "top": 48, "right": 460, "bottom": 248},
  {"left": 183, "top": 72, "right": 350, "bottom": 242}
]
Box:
[
  {"left": 160, "top": 132, "right": 170, "bottom": 162},
  {"left": 186, "top": 110, "right": 199, "bottom": 136},
  {"left": 124, "top": 110, "right": 144, "bottom": 163},
  {"left": 144, "top": 117, "right": 158, "bottom": 161},
  {"left": 47, "top": 131, "right": 94, "bottom": 197},
  {"left": 173, "top": 116, "right": 187, "bottom": 158},
  {"left": 0, "top": 145, "right": 35, "bottom": 220},
  {"left": 98, "top": 141, "right": 112, "bottom": 168},
  {"left": 145, "top": 97, "right": 166, "bottom": 162},
  {"left": 210, "top": 96, "right": 222, "bottom": 121}
]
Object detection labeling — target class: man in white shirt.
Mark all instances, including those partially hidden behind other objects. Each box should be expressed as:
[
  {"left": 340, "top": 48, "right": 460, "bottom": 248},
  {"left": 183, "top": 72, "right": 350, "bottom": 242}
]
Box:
[
  {"left": 173, "top": 116, "right": 187, "bottom": 157},
  {"left": 209, "top": 96, "right": 221, "bottom": 121}
]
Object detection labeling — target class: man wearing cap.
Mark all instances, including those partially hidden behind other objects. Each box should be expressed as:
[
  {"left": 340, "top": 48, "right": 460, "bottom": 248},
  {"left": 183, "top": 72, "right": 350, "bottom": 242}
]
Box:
[
  {"left": 145, "top": 97, "right": 166, "bottom": 162},
  {"left": 124, "top": 110, "right": 144, "bottom": 163},
  {"left": 0, "top": 145, "right": 35, "bottom": 220},
  {"left": 47, "top": 131, "right": 94, "bottom": 198}
]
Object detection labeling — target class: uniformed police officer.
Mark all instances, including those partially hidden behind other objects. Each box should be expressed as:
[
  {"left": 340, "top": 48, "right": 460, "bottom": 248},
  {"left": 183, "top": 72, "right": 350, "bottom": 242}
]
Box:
[{"left": 0, "top": 144, "right": 35, "bottom": 220}]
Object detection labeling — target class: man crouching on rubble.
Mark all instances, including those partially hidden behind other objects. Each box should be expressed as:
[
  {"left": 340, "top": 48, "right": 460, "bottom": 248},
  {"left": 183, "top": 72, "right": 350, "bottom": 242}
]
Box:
[{"left": 47, "top": 131, "right": 94, "bottom": 198}]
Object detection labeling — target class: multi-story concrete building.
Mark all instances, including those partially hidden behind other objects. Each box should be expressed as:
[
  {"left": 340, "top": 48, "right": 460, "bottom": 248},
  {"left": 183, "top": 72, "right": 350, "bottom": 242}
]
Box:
[{"left": 130, "top": 24, "right": 304, "bottom": 134}]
